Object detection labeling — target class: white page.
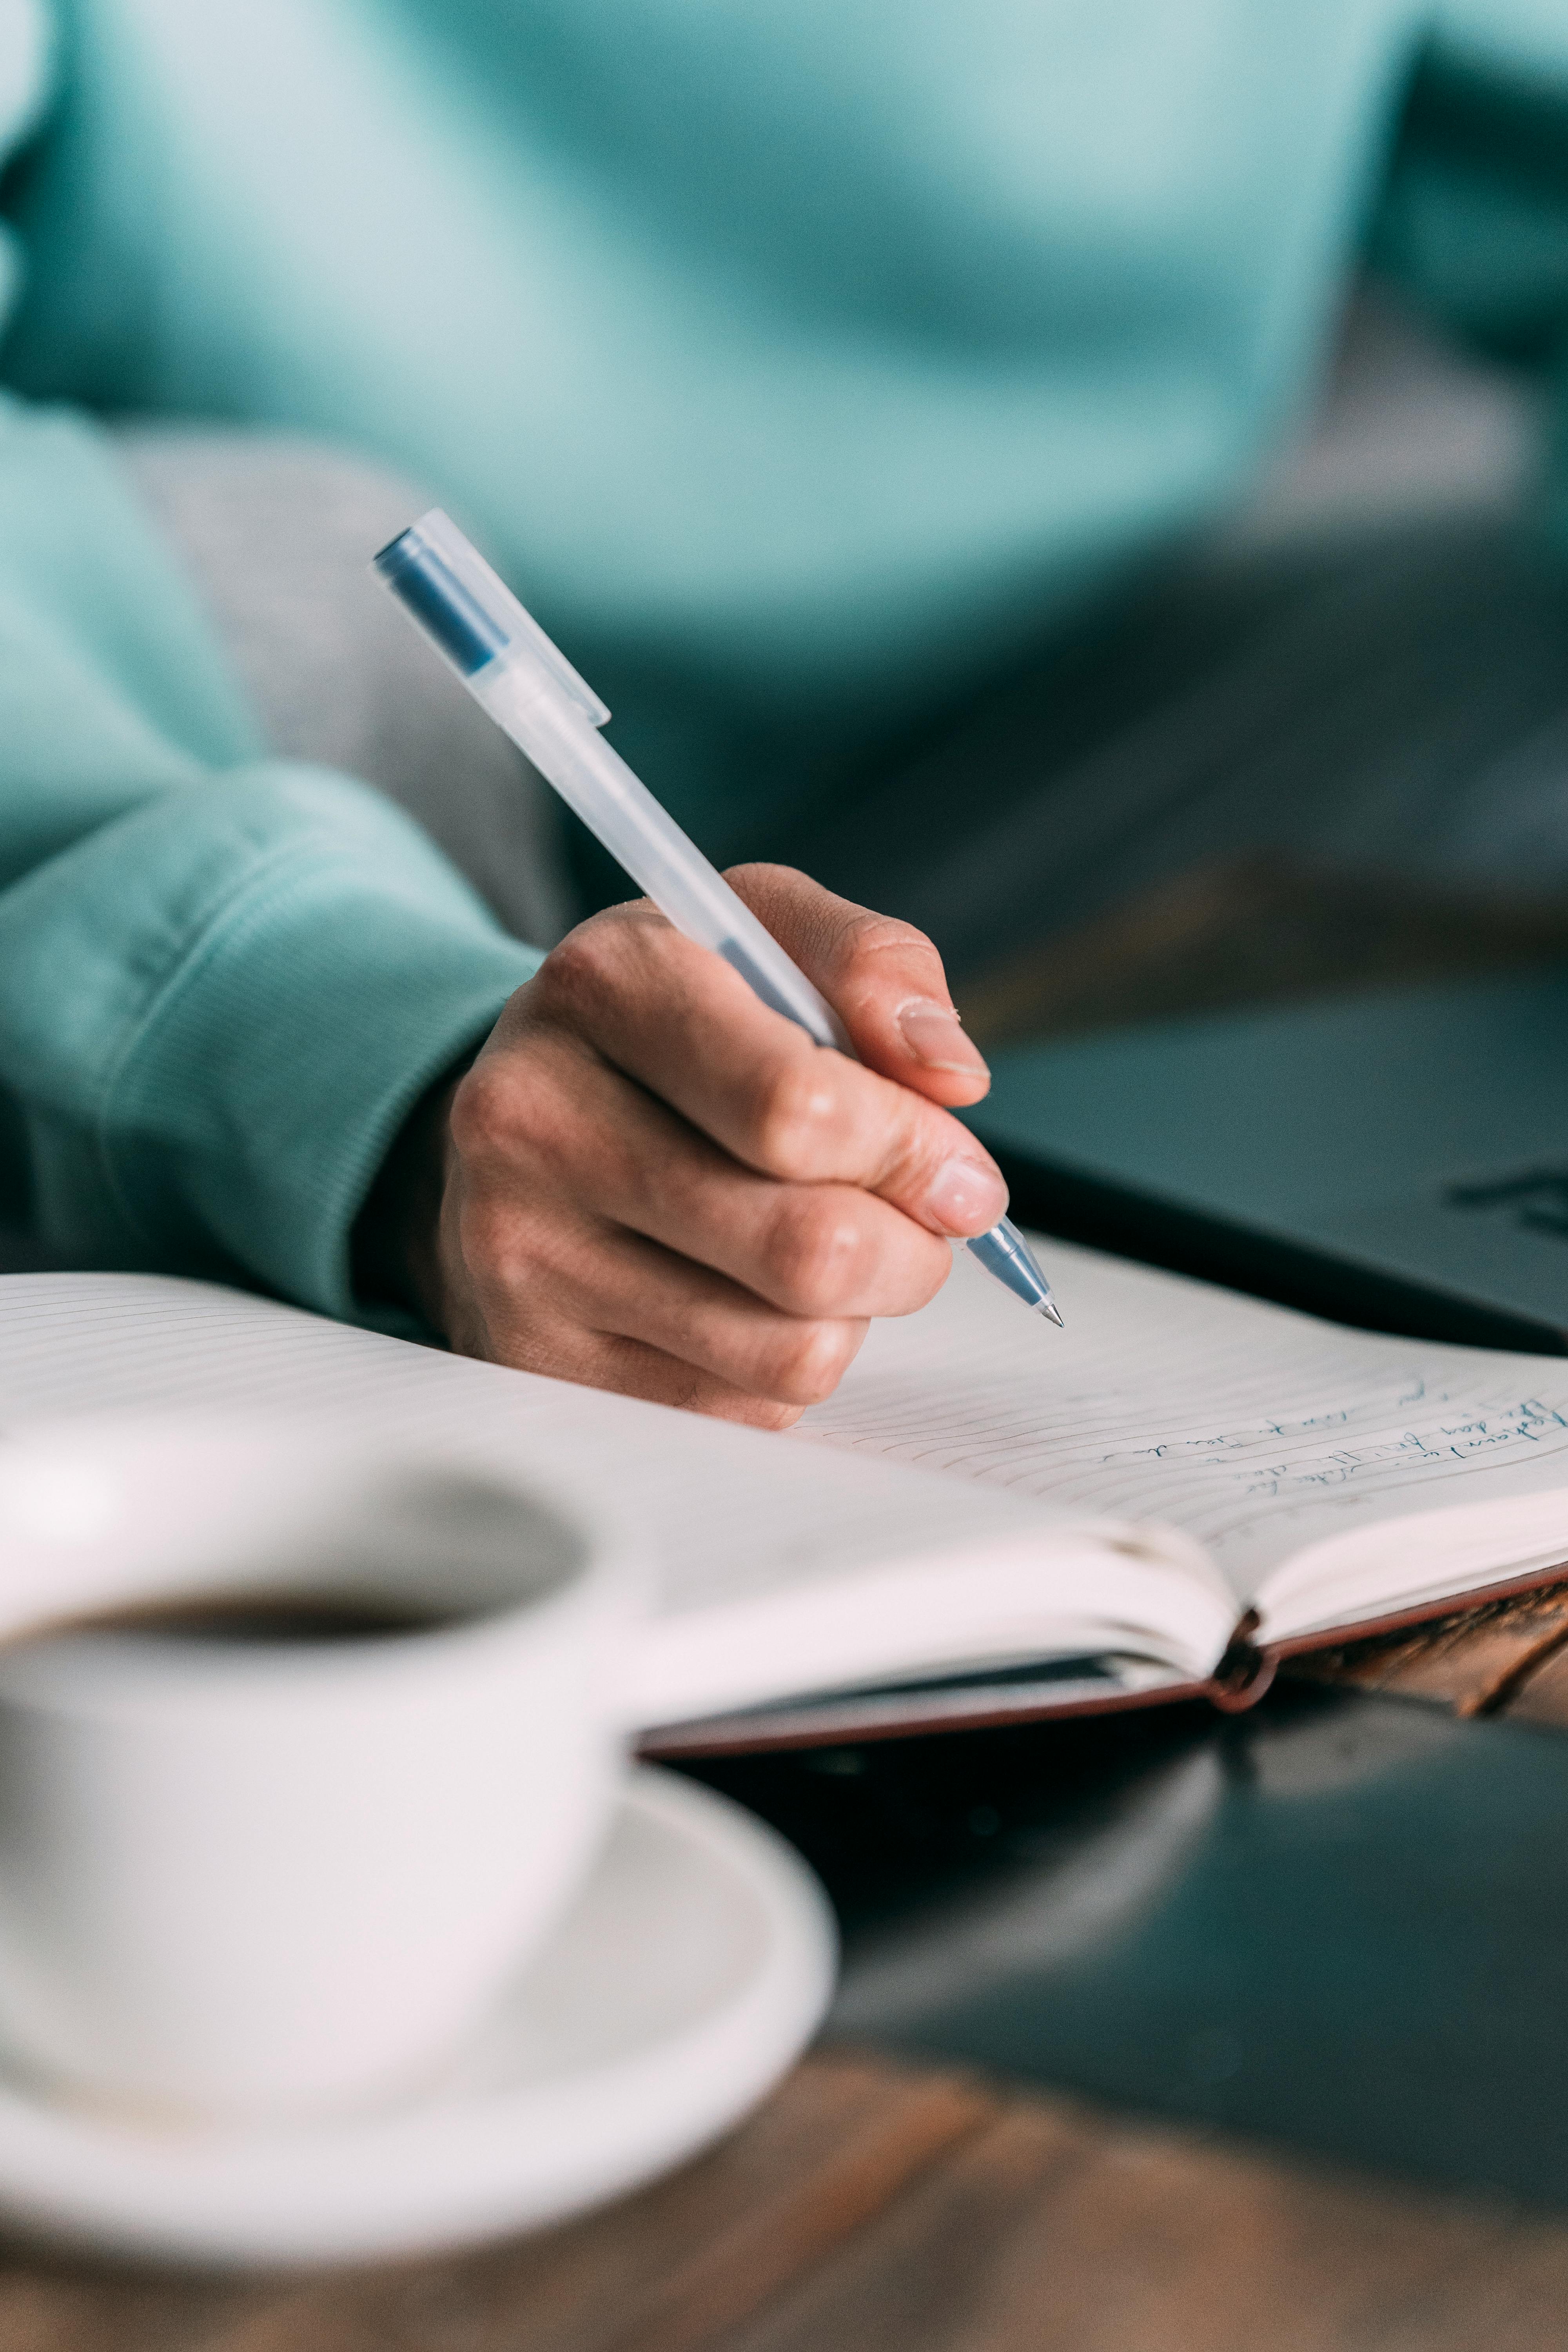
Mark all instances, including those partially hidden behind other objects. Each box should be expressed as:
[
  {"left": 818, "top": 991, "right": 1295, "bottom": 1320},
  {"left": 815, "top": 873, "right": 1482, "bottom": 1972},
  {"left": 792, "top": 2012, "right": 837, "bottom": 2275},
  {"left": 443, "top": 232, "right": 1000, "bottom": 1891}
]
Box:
[
  {"left": 802, "top": 1239, "right": 1568, "bottom": 1615},
  {"left": 0, "top": 1276, "right": 1221, "bottom": 1717}
]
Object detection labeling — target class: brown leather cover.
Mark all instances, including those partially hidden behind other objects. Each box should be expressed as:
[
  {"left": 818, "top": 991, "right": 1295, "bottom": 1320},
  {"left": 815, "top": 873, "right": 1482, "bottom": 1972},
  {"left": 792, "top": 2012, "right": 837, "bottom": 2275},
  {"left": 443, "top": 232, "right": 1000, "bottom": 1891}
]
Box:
[{"left": 634, "top": 1558, "right": 1568, "bottom": 1758}]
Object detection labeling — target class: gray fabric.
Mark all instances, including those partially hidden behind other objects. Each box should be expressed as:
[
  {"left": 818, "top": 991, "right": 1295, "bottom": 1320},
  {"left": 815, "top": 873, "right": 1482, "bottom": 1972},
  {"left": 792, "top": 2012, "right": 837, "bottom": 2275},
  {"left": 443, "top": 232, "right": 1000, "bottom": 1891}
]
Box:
[
  {"left": 112, "top": 426, "right": 577, "bottom": 951},
  {"left": 1215, "top": 281, "right": 1544, "bottom": 556}
]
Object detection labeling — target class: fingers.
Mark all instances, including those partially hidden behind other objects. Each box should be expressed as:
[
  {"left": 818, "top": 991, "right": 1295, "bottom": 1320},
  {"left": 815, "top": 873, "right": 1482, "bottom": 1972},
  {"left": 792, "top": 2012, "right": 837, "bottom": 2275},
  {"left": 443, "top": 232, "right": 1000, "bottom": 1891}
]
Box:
[
  {"left": 599, "top": 1228, "right": 870, "bottom": 1405},
  {"left": 524, "top": 904, "right": 1009, "bottom": 1240},
  {"left": 421, "top": 871, "right": 1002, "bottom": 1428},
  {"left": 452, "top": 1023, "right": 953, "bottom": 1318},
  {"left": 451, "top": 1189, "right": 869, "bottom": 1417},
  {"left": 722, "top": 863, "right": 993, "bottom": 1109},
  {"left": 457, "top": 1307, "right": 817, "bottom": 1431},
  {"left": 558, "top": 1343, "right": 813, "bottom": 1430}
]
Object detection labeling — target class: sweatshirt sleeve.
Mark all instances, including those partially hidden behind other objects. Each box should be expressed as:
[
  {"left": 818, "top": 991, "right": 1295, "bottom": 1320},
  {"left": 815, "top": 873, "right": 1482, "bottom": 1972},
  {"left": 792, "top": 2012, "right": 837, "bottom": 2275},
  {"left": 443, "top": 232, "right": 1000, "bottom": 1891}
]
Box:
[{"left": 0, "top": 396, "right": 541, "bottom": 1318}]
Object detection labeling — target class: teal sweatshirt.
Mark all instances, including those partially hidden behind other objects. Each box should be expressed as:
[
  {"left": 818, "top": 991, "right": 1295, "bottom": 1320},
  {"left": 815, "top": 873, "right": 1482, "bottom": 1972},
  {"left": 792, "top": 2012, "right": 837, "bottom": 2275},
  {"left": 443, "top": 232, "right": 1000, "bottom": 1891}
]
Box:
[{"left": 0, "top": 0, "right": 1566, "bottom": 1318}]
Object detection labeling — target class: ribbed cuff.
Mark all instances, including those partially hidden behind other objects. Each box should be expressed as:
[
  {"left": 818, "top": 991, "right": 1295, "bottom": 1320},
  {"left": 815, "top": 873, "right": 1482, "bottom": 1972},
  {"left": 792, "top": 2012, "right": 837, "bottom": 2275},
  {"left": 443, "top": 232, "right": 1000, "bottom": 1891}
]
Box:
[{"left": 75, "top": 768, "right": 543, "bottom": 1317}]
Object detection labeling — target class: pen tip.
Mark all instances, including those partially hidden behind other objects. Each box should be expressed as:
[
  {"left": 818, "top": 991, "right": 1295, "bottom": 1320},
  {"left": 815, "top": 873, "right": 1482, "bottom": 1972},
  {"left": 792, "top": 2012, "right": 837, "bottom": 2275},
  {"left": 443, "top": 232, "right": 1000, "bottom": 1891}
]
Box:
[{"left": 1040, "top": 1298, "right": 1066, "bottom": 1328}]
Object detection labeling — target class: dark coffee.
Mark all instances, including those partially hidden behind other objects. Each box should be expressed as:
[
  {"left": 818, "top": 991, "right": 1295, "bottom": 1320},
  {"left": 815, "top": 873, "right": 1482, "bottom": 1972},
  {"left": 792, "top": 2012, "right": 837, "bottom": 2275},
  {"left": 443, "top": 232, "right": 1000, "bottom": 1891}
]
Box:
[{"left": 60, "top": 1591, "right": 461, "bottom": 1649}]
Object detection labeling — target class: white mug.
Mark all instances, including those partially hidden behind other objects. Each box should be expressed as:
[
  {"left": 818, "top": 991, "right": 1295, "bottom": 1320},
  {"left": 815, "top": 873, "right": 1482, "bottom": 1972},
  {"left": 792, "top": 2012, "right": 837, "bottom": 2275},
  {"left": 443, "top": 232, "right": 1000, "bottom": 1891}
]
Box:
[{"left": 0, "top": 1417, "right": 641, "bottom": 2120}]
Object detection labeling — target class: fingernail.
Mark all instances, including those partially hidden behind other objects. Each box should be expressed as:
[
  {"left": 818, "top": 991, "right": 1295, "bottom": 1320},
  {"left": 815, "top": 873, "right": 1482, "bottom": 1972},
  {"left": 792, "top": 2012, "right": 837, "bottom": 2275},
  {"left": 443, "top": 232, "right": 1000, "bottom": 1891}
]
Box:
[
  {"left": 927, "top": 1153, "right": 1009, "bottom": 1236},
  {"left": 898, "top": 998, "right": 989, "bottom": 1077}
]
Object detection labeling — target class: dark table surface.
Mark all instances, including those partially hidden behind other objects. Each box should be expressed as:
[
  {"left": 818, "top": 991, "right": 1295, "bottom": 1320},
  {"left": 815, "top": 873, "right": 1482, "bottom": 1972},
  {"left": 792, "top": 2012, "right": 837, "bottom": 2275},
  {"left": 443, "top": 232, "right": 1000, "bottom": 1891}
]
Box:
[
  {"left": 22, "top": 1681, "right": 1568, "bottom": 2352},
  {"left": 688, "top": 1680, "right": 1568, "bottom": 2210},
  {"left": 18, "top": 875, "right": 1568, "bottom": 2340}
]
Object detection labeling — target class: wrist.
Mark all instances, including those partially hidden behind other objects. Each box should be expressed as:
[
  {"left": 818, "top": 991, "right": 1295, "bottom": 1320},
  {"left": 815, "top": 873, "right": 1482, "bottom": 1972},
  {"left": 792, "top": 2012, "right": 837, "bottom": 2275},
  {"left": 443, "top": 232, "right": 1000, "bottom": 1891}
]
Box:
[{"left": 351, "top": 1066, "right": 464, "bottom": 1326}]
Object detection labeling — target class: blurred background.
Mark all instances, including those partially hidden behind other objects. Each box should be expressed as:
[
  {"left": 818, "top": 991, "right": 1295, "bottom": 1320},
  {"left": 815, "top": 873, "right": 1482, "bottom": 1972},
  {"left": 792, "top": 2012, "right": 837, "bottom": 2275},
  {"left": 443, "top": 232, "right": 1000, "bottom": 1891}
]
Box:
[{"left": 4, "top": 0, "right": 1567, "bottom": 1045}]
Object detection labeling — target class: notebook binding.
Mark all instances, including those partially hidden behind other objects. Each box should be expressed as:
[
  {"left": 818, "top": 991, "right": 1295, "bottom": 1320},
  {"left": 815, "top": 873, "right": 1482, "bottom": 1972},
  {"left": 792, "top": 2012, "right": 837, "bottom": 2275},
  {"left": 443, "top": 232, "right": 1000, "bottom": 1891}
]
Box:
[{"left": 1210, "top": 1611, "right": 1277, "bottom": 1714}]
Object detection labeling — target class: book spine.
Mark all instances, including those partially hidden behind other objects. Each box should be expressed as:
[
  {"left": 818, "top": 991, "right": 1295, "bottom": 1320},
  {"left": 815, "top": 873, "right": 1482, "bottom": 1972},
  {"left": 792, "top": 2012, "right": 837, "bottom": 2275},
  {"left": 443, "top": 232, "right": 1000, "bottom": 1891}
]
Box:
[{"left": 1207, "top": 1611, "right": 1277, "bottom": 1714}]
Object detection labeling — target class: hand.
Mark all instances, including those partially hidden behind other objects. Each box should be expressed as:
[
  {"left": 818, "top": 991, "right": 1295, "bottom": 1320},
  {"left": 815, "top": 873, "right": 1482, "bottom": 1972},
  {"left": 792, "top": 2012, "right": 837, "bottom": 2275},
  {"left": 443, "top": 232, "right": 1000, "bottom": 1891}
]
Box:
[{"left": 357, "top": 865, "right": 1009, "bottom": 1426}]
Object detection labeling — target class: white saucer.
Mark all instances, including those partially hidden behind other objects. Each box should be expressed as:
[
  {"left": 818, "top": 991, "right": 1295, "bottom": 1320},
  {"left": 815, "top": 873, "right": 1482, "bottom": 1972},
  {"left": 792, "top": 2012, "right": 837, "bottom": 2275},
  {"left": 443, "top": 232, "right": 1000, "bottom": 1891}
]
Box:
[{"left": 0, "top": 1769, "right": 837, "bottom": 2267}]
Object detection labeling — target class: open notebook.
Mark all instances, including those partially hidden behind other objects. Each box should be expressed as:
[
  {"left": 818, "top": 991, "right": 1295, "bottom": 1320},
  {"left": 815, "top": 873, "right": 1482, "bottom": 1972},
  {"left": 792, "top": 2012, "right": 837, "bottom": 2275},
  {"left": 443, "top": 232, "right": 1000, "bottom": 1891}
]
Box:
[{"left": 4, "top": 1241, "right": 1568, "bottom": 1751}]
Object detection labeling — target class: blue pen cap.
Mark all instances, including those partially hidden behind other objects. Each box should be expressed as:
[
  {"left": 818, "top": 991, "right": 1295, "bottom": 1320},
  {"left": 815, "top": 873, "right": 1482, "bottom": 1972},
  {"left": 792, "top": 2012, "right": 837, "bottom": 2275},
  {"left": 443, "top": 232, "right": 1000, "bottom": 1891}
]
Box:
[
  {"left": 371, "top": 511, "right": 610, "bottom": 721},
  {"left": 374, "top": 525, "right": 507, "bottom": 677}
]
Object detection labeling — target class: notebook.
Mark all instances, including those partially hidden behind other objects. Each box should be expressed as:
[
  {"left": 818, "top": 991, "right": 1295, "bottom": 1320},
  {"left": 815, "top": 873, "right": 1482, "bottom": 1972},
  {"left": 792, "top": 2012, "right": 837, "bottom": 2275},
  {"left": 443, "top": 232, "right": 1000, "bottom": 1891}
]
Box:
[
  {"left": 966, "top": 971, "right": 1568, "bottom": 1355},
  {"left": 4, "top": 1244, "right": 1568, "bottom": 1752}
]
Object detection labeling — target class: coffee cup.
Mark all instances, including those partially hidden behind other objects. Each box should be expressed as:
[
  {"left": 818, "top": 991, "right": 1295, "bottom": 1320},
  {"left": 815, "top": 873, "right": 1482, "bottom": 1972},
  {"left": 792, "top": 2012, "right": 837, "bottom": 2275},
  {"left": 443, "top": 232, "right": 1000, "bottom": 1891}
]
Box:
[{"left": 0, "top": 1416, "right": 642, "bottom": 2120}]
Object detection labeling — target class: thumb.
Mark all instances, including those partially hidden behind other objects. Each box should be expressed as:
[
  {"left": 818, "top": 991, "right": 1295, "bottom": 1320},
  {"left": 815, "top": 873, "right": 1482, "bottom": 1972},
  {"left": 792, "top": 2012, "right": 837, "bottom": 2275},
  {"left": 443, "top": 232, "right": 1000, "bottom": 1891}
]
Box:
[{"left": 723, "top": 862, "right": 992, "bottom": 1109}]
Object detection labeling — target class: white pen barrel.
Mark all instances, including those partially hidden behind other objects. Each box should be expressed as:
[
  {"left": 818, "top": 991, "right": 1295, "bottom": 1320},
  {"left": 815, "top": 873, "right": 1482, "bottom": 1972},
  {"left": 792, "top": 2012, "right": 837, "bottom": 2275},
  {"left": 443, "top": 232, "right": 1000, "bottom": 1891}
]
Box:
[{"left": 477, "top": 665, "right": 851, "bottom": 1051}]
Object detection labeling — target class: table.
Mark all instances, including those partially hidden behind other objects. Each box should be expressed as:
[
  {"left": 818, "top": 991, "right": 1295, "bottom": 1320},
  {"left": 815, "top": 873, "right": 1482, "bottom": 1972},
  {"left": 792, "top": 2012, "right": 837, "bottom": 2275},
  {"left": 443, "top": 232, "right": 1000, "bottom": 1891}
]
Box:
[
  {"left": 14, "top": 2044, "right": 1568, "bottom": 2352},
  {"left": 18, "top": 1656, "right": 1568, "bottom": 2349},
  {"left": 21, "top": 858, "right": 1568, "bottom": 2343},
  {"left": 1299, "top": 1577, "right": 1568, "bottom": 1723}
]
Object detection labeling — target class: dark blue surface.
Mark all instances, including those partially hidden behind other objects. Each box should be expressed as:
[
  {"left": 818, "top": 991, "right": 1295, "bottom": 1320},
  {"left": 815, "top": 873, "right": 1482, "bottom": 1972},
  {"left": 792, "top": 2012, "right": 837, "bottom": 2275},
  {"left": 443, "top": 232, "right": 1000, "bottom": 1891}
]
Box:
[
  {"left": 686, "top": 1685, "right": 1568, "bottom": 2207},
  {"left": 965, "top": 974, "right": 1568, "bottom": 1346}
]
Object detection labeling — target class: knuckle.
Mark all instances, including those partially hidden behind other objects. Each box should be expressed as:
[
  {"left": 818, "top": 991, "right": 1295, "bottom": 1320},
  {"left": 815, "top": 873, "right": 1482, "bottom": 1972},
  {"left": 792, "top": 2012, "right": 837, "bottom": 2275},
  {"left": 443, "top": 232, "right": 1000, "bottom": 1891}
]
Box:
[
  {"left": 748, "top": 1057, "right": 837, "bottom": 1176},
  {"left": 533, "top": 922, "right": 614, "bottom": 1025},
  {"left": 448, "top": 1059, "right": 517, "bottom": 1160},
  {"left": 865, "top": 1089, "right": 938, "bottom": 1196},
  {"left": 713, "top": 1393, "right": 804, "bottom": 1432},
  {"left": 454, "top": 1192, "right": 524, "bottom": 1282},
  {"left": 456, "top": 1194, "right": 600, "bottom": 1319},
  {"left": 763, "top": 1196, "right": 860, "bottom": 1313},
  {"left": 720, "top": 860, "right": 783, "bottom": 897},
  {"left": 837, "top": 909, "right": 935, "bottom": 979},
  {"left": 769, "top": 1318, "right": 859, "bottom": 1405}
]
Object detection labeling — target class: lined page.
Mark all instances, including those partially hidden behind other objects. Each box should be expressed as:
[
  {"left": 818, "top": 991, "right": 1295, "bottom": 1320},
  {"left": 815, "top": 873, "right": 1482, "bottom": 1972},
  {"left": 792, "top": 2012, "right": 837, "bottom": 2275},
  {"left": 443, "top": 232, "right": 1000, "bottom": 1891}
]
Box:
[
  {"left": 801, "top": 1239, "right": 1568, "bottom": 1602},
  {"left": 0, "top": 1276, "right": 1051, "bottom": 1607},
  {"left": 0, "top": 1276, "right": 1216, "bottom": 1714}
]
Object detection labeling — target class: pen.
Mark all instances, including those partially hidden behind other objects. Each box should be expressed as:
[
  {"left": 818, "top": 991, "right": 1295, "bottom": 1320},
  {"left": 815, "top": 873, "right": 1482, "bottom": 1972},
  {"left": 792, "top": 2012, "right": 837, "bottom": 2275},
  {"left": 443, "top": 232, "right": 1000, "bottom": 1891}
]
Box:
[{"left": 373, "top": 510, "right": 1063, "bottom": 1326}]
